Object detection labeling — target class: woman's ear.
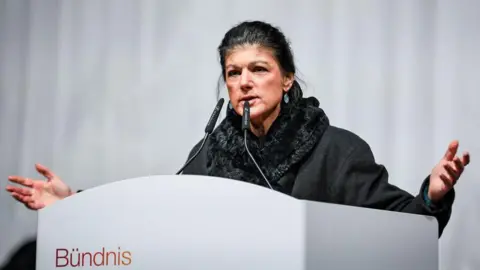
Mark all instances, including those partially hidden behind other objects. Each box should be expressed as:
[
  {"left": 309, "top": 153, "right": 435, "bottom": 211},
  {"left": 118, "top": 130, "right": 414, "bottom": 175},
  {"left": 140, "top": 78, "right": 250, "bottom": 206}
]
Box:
[{"left": 283, "top": 73, "right": 295, "bottom": 92}]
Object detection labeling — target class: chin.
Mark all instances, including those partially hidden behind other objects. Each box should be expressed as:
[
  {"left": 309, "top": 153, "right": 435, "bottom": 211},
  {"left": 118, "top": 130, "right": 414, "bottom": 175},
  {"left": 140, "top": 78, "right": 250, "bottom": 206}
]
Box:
[{"left": 248, "top": 107, "right": 268, "bottom": 122}]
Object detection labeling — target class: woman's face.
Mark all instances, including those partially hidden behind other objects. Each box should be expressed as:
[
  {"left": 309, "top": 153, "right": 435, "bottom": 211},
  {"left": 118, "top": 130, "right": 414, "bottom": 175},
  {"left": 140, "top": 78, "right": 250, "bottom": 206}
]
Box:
[{"left": 224, "top": 45, "right": 293, "bottom": 123}]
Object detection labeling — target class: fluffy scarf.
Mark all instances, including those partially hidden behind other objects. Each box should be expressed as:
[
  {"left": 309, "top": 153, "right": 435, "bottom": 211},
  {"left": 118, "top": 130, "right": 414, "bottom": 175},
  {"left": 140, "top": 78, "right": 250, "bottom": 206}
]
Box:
[{"left": 206, "top": 97, "right": 330, "bottom": 189}]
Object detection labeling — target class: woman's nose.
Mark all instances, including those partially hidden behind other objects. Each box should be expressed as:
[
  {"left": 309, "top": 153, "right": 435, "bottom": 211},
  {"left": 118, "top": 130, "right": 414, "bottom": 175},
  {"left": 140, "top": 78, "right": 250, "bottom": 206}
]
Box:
[{"left": 239, "top": 71, "right": 253, "bottom": 89}]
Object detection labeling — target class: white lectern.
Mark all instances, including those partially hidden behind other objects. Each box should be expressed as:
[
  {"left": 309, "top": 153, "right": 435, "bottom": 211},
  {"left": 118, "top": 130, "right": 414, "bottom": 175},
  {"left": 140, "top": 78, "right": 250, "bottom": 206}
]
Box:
[{"left": 37, "top": 175, "right": 438, "bottom": 270}]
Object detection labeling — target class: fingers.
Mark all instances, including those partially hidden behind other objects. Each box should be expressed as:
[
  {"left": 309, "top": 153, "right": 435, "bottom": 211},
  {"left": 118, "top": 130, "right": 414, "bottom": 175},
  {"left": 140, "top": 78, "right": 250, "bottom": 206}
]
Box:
[
  {"left": 27, "top": 201, "right": 45, "bottom": 210},
  {"left": 5, "top": 185, "right": 33, "bottom": 196},
  {"left": 441, "top": 158, "right": 459, "bottom": 187},
  {"left": 8, "top": 188, "right": 43, "bottom": 210},
  {"left": 439, "top": 174, "right": 454, "bottom": 191},
  {"left": 443, "top": 162, "right": 459, "bottom": 184},
  {"left": 8, "top": 176, "right": 34, "bottom": 187},
  {"left": 8, "top": 189, "right": 43, "bottom": 210},
  {"left": 10, "top": 192, "right": 32, "bottom": 205},
  {"left": 443, "top": 140, "right": 459, "bottom": 161},
  {"left": 450, "top": 156, "right": 464, "bottom": 177},
  {"left": 462, "top": 151, "right": 470, "bottom": 166},
  {"left": 35, "top": 163, "right": 56, "bottom": 180},
  {"left": 441, "top": 154, "right": 467, "bottom": 189},
  {"left": 442, "top": 140, "right": 470, "bottom": 168}
]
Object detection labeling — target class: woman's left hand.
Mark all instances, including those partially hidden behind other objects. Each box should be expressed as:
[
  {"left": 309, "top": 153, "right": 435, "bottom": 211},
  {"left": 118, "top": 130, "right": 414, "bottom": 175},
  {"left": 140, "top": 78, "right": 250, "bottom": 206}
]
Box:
[{"left": 428, "top": 140, "right": 470, "bottom": 202}]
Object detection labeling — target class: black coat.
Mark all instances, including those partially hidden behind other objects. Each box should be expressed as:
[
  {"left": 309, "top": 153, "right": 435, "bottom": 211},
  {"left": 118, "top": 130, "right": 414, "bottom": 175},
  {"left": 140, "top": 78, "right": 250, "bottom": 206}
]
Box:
[{"left": 182, "top": 97, "right": 455, "bottom": 237}]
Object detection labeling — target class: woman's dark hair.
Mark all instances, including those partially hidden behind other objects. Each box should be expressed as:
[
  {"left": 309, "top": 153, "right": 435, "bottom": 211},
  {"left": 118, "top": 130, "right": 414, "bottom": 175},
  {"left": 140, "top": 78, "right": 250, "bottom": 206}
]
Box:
[
  {"left": 216, "top": 20, "right": 303, "bottom": 102},
  {"left": 1, "top": 239, "right": 36, "bottom": 270}
]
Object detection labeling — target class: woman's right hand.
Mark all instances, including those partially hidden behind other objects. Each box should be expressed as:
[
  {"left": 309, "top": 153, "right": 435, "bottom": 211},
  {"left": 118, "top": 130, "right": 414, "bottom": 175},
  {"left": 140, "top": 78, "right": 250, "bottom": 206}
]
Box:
[{"left": 5, "top": 164, "right": 74, "bottom": 210}]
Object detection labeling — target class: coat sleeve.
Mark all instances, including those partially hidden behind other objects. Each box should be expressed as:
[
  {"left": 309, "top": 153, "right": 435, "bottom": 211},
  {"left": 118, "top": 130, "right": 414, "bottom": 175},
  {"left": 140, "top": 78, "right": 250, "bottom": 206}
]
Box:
[{"left": 333, "top": 138, "right": 455, "bottom": 238}]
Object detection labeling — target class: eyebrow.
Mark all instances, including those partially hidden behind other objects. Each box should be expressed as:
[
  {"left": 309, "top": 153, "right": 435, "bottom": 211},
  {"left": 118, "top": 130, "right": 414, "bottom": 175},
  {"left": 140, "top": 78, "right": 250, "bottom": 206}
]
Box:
[{"left": 226, "top": 61, "right": 270, "bottom": 69}]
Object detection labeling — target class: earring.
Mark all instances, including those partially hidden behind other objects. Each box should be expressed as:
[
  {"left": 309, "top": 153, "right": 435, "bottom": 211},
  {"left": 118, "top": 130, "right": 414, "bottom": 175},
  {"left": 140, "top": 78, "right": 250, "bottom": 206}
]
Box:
[
  {"left": 283, "top": 93, "right": 289, "bottom": 104},
  {"left": 228, "top": 101, "right": 233, "bottom": 110}
]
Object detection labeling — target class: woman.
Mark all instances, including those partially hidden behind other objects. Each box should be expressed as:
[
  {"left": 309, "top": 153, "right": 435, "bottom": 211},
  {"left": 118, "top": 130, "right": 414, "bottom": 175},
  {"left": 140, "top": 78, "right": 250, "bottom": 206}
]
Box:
[
  {"left": 0, "top": 238, "right": 36, "bottom": 270},
  {"left": 6, "top": 20, "right": 470, "bottom": 237}
]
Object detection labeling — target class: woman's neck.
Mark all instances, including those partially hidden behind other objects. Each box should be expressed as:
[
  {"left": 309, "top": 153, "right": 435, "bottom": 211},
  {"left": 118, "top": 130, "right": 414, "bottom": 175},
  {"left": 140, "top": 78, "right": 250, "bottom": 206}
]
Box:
[{"left": 249, "top": 104, "right": 281, "bottom": 137}]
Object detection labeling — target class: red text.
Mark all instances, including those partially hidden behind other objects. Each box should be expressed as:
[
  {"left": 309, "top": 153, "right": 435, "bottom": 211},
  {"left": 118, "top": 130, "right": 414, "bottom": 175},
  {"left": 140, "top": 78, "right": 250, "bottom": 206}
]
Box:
[{"left": 55, "top": 247, "right": 132, "bottom": 267}]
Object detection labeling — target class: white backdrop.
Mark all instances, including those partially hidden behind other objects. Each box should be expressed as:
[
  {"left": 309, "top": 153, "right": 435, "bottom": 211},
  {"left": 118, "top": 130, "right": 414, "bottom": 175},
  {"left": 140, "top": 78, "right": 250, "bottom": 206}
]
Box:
[{"left": 0, "top": 0, "right": 478, "bottom": 269}]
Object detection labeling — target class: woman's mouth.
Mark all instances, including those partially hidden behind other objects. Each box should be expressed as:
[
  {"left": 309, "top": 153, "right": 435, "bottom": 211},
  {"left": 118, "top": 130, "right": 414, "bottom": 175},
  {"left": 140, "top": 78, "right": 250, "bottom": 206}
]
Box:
[{"left": 240, "top": 97, "right": 258, "bottom": 106}]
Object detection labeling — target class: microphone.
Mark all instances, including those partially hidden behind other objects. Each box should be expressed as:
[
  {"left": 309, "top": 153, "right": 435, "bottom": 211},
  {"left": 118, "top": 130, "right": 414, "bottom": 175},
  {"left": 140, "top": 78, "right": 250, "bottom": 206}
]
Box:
[
  {"left": 242, "top": 101, "right": 274, "bottom": 190},
  {"left": 176, "top": 98, "right": 225, "bottom": 175},
  {"left": 205, "top": 98, "right": 225, "bottom": 134}
]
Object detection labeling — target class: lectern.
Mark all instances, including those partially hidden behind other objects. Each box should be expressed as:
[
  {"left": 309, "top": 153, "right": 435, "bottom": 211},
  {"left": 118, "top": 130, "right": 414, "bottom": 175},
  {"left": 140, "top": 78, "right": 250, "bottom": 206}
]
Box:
[{"left": 37, "top": 175, "right": 438, "bottom": 270}]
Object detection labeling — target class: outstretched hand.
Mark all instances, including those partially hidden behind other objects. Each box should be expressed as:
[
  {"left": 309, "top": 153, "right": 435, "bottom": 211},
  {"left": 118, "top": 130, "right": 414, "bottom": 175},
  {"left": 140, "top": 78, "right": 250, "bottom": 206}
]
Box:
[
  {"left": 428, "top": 140, "right": 470, "bottom": 202},
  {"left": 5, "top": 164, "right": 73, "bottom": 210}
]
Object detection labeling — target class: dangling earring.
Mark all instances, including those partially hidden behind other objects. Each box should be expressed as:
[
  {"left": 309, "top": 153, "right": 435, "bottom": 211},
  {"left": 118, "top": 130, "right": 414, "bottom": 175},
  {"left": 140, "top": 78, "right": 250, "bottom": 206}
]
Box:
[
  {"left": 283, "top": 92, "right": 289, "bottom": 104},
  {"left": 228, "top": 101, "right": 233, "bottom": 110}
]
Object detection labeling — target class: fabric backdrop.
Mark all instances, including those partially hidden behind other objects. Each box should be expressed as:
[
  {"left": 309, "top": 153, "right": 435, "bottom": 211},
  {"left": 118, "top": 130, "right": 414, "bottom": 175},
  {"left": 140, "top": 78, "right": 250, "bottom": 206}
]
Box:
[{"left": 0, "top": 0, "right": 478, "bottom": 269}]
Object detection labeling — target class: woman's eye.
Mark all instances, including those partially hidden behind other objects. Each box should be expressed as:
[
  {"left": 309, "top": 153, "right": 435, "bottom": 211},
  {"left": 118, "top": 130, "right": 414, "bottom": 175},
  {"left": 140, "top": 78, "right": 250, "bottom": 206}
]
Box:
[
  {"left": 227, "top": 70, "right": 240, "bottom": 77},
  {"left": 253, "top": 66, "right": 267, "bottom": 72}
]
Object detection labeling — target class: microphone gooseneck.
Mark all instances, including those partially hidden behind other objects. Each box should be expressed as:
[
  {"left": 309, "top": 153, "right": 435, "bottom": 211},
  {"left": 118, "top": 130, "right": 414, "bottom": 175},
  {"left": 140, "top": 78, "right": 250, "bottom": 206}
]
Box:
[
  {"left": 242, "top": 101, "right": 274, "bottom": 190},
  {"left": 176, "top": 98, "right": 225, "bottom": 175}
]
